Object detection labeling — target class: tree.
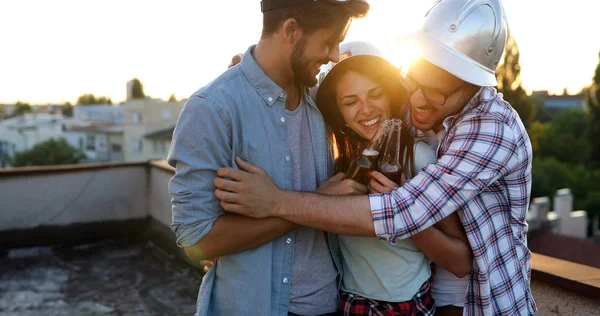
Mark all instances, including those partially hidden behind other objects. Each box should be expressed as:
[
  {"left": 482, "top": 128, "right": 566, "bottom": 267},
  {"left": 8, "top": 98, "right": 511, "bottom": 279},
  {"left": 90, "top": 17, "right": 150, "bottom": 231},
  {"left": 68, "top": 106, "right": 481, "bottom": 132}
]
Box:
[
  {"left": 0, "top": 106, "right": 7, "bottom": 119},
  {"left": 76, "top": 94, "right": 112, "bottom": 105},
  {"left": 9, "top": 138, "right": 86, "bottom": 167},
  {"left": 62, "top": 102, "right": 73, "bottom": 117},
  {"left": 11, "top": 101, "right": 33, "bottom": 117},
  {"left": 496, "top": 36, "right": 536, "bottom": 128},
  {"left": 130, "top": 78, "right": 145, "bottom": 99},
  {"left": 538, "top": 109, "right": 591, "bottom": 165},
  {"left": 586, "top": 51, "right": 600, "bottom": 168},
  {"left": 532, "top": 96, "right": 551, "bottom": 123},
  {"left": 168, "top": 93, "right": 177, "bottom": 102}
]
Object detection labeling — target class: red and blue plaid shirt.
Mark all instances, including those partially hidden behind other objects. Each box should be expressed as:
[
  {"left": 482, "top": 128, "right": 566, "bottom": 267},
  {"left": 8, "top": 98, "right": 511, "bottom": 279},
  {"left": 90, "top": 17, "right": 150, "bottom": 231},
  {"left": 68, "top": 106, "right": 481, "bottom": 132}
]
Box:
[{"left": 369, "top": 87, "right": 537, "bottom": 315}]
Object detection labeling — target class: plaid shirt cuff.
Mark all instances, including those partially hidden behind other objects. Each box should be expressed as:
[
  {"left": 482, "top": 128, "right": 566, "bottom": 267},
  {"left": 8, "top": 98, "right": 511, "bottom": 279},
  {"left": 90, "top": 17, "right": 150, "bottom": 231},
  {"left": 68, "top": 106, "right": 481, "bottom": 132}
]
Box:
[{"left": 369, "top": 192, "right": 396, "bottom": 244}]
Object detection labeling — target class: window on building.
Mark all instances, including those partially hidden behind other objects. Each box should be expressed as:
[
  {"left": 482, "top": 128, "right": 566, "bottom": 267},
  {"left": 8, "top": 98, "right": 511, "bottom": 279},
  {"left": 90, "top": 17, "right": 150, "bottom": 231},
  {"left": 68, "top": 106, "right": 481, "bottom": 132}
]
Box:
[
  {"left": 133, "top": 138, "right": 143, "bottom": 153},
  {"left": 153, "top": 140, "right": 169, "bottom": 154},
  {"left": 161, "top": 109, "right": 172, "bottom": 121},
  {"left": 78, "top": 137, "right": 84, "bottom": 150},
  {"left": 132, "top": 112, "right": 142, "bottom": 124},
  {"left": 86, "top": 134, "right": 95, "bottom": 151},
  {"left": 111, "top": 143, "right": 122, "bottom": 153}
]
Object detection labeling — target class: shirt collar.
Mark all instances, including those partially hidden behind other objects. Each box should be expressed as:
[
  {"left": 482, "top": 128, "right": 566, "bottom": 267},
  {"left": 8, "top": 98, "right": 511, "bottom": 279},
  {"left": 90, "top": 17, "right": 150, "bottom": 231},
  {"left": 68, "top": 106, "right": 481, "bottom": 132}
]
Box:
[
  {"left": 441, "top": 86, "right": 497, "bottom": 128},
  {"left": 240, "top": 45, "right": 318, "bottom": 110}
]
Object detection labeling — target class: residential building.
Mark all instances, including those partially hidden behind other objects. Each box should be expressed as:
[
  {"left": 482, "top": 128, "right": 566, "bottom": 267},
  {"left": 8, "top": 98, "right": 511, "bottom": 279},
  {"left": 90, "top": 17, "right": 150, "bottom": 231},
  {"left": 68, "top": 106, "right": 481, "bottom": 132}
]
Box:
[
  {"left": 73, "top": 105, "right": 124, "bottom": 124},
  {"left": 532, "top": 89, "right": 586, "bottom": 116},
  {"left": 64, "top": 123, "right": 125, "bottom": 163},
  {"left": 143, "top": 125, "right": 174, "bottom": 159},
  {"left": 123, "top": 98, "right": 184, "bottom": 162},
  {"left": 0, "top": 113, "right": 89, "bottom": 167}
]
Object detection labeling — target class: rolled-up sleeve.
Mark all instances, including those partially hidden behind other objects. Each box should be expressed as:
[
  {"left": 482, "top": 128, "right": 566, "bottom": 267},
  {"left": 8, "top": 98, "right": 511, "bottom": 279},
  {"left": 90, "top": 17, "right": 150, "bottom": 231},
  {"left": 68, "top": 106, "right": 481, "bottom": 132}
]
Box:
[
  {"left": 167, "top": 95, "right": 231, "bottom": 248},
  {"left": 370, "top": 115, "right": 518, "bottom": 243}
]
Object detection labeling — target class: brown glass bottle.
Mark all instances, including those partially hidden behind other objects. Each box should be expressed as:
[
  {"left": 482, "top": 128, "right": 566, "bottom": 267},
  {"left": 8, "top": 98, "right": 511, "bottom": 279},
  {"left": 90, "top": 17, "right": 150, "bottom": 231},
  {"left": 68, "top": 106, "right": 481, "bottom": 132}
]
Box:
[
  {"left": 378, "top": 119, "right": 403, "bottom": 184},
  {"left": 344, "top": 119, "right": 391, "bottom": 186}
]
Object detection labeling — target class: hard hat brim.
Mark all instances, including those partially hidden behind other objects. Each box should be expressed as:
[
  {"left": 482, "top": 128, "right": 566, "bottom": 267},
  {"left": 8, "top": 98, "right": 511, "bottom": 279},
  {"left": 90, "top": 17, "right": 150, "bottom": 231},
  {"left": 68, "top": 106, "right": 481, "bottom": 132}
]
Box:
[{"left": 403, "top": 31, "right": 499, "bottom": 87}]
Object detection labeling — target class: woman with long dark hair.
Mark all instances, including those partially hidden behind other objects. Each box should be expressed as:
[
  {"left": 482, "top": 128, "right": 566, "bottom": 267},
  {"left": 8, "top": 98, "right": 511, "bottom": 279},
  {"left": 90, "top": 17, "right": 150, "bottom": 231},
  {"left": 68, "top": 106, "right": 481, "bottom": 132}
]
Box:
[{"left": 315, "top": 41, "right": 472, "bottom": 316}]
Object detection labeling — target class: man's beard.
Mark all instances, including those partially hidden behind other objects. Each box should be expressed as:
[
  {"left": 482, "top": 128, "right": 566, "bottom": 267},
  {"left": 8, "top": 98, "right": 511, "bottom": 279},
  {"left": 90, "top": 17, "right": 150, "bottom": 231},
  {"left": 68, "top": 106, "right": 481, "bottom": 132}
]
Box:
[{"left": 290, "top": 37, "right": 318, "bottom": 87}]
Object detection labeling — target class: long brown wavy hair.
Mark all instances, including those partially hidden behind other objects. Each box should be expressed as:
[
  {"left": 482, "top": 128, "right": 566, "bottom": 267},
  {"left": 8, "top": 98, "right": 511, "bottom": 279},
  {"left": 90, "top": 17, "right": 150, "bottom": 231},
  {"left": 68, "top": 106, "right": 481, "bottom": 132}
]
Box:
[{"left": 315, "top": 55, "right": 415, "bottom": 177}]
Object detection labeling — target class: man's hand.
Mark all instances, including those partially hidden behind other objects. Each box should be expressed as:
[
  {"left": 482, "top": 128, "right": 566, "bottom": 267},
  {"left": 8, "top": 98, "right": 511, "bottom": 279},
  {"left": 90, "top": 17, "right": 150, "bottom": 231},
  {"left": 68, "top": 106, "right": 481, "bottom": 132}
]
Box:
[
  {"left": 214, "top": 157, "right": 282, "bottom": 218},
  {"left": 369, "top": 171, "right": 405, "bottom": 194},
  {"left": 317, "top": 172, "right": 368, "bottom": 196},
  {"left": 200, "top": 257, "right": 218, "bottom": 273},
  {"left": 228, "top": 54, "right": 243, "bottom": 69}
]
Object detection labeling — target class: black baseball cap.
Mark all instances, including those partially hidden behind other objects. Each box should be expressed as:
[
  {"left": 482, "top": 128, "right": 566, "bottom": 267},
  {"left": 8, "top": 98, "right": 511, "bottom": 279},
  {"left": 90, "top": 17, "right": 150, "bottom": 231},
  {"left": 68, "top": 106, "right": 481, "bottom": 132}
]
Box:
[{"left": 261, "top": 0, "right": 363, "bottom": 13}]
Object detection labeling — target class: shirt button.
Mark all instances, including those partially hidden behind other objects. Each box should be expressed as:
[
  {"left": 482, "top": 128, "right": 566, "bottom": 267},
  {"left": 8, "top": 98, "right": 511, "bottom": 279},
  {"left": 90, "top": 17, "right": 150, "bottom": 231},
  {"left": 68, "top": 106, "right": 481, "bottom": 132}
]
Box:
[
  {"left": 268, "top": 97, "right": 273, "bottom": 102},
  {"left": 280, "top": 117, "right": 285, "bottom": 123},
  {"left": 285, "top": 156, "right": 290, "bottom": 162},
  {"left": 286, "top": 238, "right": 292, "bottom": 244},
  {"left": 283, "top": 278, "right": 289, "bottom": 284}
]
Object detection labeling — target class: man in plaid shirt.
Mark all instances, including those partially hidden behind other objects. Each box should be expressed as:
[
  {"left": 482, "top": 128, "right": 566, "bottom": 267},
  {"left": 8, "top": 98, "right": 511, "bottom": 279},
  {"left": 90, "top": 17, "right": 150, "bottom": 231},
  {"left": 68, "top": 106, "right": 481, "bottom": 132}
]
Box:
[{"left": 213, "top": 0, "right": 537, "bottom": 315}]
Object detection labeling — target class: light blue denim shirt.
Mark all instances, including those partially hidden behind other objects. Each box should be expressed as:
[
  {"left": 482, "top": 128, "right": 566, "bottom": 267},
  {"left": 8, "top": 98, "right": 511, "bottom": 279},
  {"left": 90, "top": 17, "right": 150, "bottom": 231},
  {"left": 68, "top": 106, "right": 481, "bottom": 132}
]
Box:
[{"left": 167, "top": 45, "right": 341, "bottom": 316}]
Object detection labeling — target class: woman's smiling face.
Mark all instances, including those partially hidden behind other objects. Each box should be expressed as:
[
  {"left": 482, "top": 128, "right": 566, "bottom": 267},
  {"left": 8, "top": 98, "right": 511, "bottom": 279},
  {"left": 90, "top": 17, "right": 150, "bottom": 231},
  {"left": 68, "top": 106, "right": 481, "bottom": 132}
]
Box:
[{"left": 336, "top": 70, "right": 393, "bottom": 140}]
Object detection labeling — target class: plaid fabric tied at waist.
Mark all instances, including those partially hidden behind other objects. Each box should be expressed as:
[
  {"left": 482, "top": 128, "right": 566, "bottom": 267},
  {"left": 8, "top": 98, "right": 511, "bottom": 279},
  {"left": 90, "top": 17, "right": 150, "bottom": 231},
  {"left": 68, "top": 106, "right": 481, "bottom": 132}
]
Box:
[{"left": 339, "top": 281, "right": 436, "bottom": 316}]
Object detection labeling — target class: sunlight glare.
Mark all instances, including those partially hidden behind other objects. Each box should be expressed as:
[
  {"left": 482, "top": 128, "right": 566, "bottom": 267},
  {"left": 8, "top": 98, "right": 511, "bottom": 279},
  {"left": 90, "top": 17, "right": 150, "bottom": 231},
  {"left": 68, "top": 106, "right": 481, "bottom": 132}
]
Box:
[{"left": 385, "top": 39, "right": 423, "bottom": 73}]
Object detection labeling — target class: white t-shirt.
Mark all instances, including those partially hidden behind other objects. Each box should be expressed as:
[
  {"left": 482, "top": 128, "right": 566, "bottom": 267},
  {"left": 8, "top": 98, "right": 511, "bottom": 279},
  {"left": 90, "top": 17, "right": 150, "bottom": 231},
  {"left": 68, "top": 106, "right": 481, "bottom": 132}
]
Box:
[{"left": 421, "top": 130, "right": 469, "bottom": 307}]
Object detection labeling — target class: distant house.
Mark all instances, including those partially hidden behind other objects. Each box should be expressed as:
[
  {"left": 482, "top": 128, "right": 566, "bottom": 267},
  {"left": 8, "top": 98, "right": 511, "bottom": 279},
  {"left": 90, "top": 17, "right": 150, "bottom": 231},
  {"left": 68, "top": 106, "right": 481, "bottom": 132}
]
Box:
[
  {"left": 122, "top": 98, "right": 184, "bottom": 162},
  {"left": 73, "top": 105, "right": 124, "bottom": 124},
  {"left": 532, "top": 89, "right": 586, "bottom": 115},
  {"left": 143, "top": 125, "right": 175, "bottom": 159},
  {"left": 0, "top": 113, "right": 89, "bottom": 168},
  {"left": 64, "top": 123, "right": 125, "bottom": 163}
]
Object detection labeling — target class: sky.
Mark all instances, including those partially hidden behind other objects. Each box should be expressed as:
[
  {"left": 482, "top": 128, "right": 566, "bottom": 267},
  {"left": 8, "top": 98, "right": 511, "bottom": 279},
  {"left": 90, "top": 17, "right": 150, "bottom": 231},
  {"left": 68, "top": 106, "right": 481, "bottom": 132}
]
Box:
[{"left": 1, "top": 0, "right": 599, "bottom": 104}]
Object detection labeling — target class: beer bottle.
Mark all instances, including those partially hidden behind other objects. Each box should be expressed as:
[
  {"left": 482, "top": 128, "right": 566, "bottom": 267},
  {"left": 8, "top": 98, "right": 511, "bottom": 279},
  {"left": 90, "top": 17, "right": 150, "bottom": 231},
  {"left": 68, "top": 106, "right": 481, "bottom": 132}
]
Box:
[
  {"left": 378, "top": 119, "right": 403, "bottom": 184},
  {"left": 344, "top": 119, "right": 391, "bottom": 186}
]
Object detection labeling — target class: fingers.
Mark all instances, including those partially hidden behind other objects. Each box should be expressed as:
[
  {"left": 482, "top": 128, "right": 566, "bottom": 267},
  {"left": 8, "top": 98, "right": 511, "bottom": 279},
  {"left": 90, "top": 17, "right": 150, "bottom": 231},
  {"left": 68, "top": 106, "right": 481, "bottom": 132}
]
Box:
[
  {"left": 228, "top": 54, "right": 243, "bottom": 69},
  {"left": 215, "top": 189, "right": 240, "bottom": 203},
  {"left": 351, "top": 181, "right": 368, "bottom": 194},
  {"left": 200, "top": 259, "right": 215, "bottom": 268},
  {"left": 340, "top": 179, "right": 368, "bottom": 195},
  {"left": 369, "top": 177, "right": 390, "bottom": 194},
  {"left": 371, "top": 171, "right": 400, "bottom": 188},
  {"left": 213, "top": 177, "right": 243, "bottom": 193},
  {"left": 220, "top": 200, "right": 241, "bottom": 213},
  {"left": 329, "top": 172, "right": 345, "bottom": 182},
  {"left": 216, "top": 167, "right": 249, "bottom": 181},
  {"left": 236, "top": 156, "right": 265, "bottom": 174}
]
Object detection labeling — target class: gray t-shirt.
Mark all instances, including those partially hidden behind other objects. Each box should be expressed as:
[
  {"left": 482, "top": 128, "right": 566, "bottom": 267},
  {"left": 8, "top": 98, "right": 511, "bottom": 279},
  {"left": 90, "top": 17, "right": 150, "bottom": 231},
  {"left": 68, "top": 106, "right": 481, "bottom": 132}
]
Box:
[{"left": 286, "top": 99, "right": 338, "bottom": 315}]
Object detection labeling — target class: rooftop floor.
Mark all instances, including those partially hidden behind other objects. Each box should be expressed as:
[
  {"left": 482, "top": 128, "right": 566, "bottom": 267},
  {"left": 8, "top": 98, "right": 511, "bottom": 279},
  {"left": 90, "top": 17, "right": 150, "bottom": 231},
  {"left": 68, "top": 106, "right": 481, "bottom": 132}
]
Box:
[{"left": 0, "top": 239, "right": 201, "bottom": 316}]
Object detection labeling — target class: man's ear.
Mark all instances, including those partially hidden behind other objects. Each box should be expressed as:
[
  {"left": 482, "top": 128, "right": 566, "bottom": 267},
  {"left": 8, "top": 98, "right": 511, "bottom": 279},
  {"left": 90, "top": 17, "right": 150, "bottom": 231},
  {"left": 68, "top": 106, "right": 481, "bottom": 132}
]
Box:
[{"left": 282, "top": 18, "right": 301, "bottom": 43}]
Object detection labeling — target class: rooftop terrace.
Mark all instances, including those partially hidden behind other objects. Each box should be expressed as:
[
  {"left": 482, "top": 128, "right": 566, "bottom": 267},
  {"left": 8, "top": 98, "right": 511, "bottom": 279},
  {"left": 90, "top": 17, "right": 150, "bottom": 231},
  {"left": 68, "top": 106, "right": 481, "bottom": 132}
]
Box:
[{"left": 1, "top": 161, "right": 600, "bottom": 315}]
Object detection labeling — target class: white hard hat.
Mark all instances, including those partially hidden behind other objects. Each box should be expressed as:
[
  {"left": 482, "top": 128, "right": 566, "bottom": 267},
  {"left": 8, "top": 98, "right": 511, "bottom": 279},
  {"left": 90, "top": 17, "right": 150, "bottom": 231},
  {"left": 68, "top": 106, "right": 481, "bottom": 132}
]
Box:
[
  {"left": 407, "top": 0, "right": 508, "bottom": 87},
  {"left": 317, "top": 40, "right": 385, "bottom": 87}
]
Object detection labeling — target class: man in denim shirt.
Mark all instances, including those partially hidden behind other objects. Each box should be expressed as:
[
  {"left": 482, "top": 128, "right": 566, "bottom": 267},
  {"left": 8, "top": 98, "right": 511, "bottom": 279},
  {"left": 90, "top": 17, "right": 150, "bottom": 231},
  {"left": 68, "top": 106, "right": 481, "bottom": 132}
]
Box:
[{"left": 167, "top": 1, "right": 369, "bottom": 315}]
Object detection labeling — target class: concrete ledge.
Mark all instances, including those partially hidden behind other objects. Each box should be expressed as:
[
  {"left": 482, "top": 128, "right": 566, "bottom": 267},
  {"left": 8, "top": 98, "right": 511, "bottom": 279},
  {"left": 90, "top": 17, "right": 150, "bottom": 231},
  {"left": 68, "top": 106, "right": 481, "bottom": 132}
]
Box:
[
  {"left": 149, "top": 160, "right": 175, "bottom": 173},
  {"left": 532, "top": 253, "right": 600, "bottom": 298},
  {"left": 0, "top": 161, "right": 148, "bottom": 178}
]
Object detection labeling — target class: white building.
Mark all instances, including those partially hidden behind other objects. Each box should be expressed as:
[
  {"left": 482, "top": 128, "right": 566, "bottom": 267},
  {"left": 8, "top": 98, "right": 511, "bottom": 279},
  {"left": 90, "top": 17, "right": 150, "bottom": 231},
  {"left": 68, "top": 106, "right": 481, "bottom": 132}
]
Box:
[
  {"left": 64, "top": 124, "right": 125, "bottom": 163},
  {"left": 0, "top": 113, "right": 89, "bottom": 167},
  {"left": 73, "top": 105, "right": 124, "bottom": 124}
]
